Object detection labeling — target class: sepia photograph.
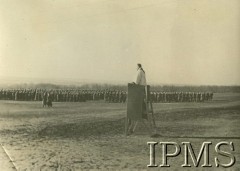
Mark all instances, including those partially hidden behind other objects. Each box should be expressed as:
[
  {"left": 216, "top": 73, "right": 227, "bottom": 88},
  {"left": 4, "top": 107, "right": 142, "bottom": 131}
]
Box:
[{"left": 0, "top": 0, "right": 240, "bottom": 170}]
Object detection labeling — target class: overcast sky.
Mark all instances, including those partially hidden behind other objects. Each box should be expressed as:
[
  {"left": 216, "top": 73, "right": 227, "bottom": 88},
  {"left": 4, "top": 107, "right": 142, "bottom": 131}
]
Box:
[{"left": 0, "top": 0, "right": 239, "bottom": 85}]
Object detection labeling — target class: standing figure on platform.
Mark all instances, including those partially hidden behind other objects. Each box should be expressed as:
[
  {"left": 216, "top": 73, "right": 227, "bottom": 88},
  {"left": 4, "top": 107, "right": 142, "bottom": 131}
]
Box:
[
  {"left": 135, "top": 63, "right": 147, "bottom": 118},
  {"left": 128, "top": 64, "right": 147, "bottom": 134},
  {"left": 135, "top": 63, "right": 146, "bottom": 86}
]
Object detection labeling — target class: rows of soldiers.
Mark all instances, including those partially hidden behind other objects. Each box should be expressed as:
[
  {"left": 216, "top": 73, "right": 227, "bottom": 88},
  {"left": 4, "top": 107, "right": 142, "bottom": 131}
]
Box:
[
  {"left": 0, "top": 89, "right": 213, "bottom": 103},
  {"left": 0, "top": 89, "right": 127, "bottom": 103},
  {"left": 150, "top": 92, "right": 213, "bottom": 103}
]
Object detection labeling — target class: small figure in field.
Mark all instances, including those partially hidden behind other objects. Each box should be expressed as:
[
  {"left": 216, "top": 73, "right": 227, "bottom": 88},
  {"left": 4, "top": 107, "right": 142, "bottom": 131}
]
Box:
[
  {"left": 47, "top": 92, "right": 53, "bottom": 107},
  {"left": 42, "top": 92, "right": 47, "bottom": 107}
]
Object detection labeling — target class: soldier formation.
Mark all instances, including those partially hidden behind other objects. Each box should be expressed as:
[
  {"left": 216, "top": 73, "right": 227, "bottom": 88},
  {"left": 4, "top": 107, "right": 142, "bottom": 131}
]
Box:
[
  {"left": 150, "top": 91, "right": 213, "bottom": 103},
  {"left": 0, "top": 89, "right": 127, "bottom": 104},
  {"left": 0, "top": 89, "right": 213, "bottom": 104}
]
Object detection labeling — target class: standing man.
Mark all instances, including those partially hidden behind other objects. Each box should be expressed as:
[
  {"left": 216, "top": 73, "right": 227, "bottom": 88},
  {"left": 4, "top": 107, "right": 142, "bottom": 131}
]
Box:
[
  {"left": 128, "top": 64, "right": 147, "bottom": 134},
  {"left": 135, "top": 64, "right": 147, "bottom": 119},
  {"left": 135, "top": 63, "right": 146, "bottom": 86}
]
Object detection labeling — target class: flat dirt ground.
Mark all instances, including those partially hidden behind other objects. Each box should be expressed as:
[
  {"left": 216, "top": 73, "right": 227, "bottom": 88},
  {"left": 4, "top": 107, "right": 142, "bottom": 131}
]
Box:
[{"left": 0, "top": 93, "right": 239, "bottom": 170}]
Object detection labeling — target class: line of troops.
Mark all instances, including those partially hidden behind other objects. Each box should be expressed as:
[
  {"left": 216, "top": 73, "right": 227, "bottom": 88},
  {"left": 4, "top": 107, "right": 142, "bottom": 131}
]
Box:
[
  {"left": 150, "top": 91, "right": 213, "bottom": 103},
  {"left": 0, "top": 89, "right": 213, "bottom": 103},
  {"left": 0, "top": 89, "right": 127, "bottom": 103}
]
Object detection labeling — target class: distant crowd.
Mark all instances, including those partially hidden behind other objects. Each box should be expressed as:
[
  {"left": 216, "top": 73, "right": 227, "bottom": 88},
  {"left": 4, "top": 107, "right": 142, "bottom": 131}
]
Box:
[
  {"left": 0, "top": 89, "right": 127, "bottom": 104},
  {"left": 149, "top": 91, "right": 213, "bottom": 103},
  {"left": 0, "top": 89, "right": 213, "bottom": 105}
]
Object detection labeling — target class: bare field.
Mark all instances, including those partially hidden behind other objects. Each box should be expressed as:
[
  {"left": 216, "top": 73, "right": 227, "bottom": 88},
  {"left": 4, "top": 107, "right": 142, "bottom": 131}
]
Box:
[{"left": 0, "top": 93, "right": 240, "bottom": 170}]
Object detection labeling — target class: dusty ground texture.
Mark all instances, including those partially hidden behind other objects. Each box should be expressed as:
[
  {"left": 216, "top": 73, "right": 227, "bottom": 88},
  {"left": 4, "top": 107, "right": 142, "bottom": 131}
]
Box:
[{"left": 0, "top": 93, "right": 239, "bottom": 170}]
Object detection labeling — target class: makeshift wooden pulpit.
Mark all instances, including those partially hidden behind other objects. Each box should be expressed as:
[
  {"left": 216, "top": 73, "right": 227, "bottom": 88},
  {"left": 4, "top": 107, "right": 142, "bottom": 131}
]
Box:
[{"left": 125, "top": 83, "right": 156, "bottom": 135}]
